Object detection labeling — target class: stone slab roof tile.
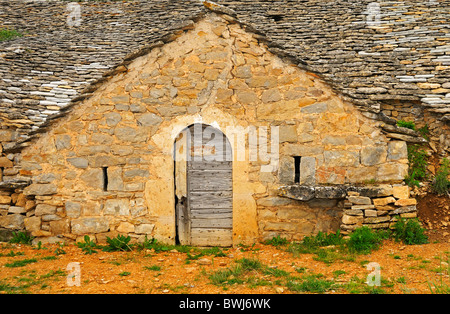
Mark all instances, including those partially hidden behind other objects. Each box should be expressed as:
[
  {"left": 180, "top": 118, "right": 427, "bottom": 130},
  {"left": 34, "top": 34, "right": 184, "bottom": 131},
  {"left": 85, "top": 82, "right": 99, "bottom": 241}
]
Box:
[
  {"left": 0, "top": 0, "right": 448, "bottom": 149},
  {"left": 216, "top": 0, "right": 449, "bottom": 112}
]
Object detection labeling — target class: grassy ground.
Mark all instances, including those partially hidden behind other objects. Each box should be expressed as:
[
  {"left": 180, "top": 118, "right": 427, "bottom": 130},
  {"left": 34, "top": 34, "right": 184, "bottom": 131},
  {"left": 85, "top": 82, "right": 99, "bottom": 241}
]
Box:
[{"left": 0, "top": 229, "right": 448, "bottom": 294}]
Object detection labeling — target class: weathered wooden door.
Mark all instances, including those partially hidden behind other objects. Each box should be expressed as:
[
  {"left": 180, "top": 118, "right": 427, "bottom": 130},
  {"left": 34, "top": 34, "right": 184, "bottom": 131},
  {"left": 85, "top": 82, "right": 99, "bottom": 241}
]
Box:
[{"left": 175, "top": 124, "right": 233, "bottom": 247}]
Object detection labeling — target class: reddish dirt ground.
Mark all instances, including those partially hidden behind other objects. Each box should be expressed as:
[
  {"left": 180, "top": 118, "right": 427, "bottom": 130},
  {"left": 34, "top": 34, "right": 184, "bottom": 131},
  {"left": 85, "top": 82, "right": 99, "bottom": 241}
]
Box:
[
  {"left": 0, "top": 239, "right": 448, "bottom": 294},
  {"left": 417, "top": 194, "right": 450, "bottom": 243},
  {"left": 1, "top": 194, "right": 448, "bottom": 295}
]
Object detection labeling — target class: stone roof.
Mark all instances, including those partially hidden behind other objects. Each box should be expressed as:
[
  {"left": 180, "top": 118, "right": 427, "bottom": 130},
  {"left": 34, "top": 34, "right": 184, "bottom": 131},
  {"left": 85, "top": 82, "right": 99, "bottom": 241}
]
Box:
[
  {"left": 216, "top": 0, "right": 450, "bottom": 112},
  {"left": 0, "top": 0, "right": 449, "bottom": 151}
]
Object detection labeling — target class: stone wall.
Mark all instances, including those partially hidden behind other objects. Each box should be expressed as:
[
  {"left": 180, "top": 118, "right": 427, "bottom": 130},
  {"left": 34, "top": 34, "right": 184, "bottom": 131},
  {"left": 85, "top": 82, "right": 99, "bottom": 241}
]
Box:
[
  {"left": 0, "top": 13, "right": 411, "bottom": 244},
  {"left": 257, "top": 196, "right": 342, "bottom": 242},
  {"left": 341, "top": 185, "right": 417, "bottom": 233},
  {"left": 380, "top": 99, "right": 450, "bottom": 153}
]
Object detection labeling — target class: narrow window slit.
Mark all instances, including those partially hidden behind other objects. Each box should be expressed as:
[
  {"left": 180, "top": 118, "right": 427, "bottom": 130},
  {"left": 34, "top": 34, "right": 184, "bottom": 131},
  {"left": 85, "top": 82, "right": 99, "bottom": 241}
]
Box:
[
  {"left": 269, "top": 14, "right": 284, "bottom": 22},
  {"left": 102, "top": 167, "right": 108, "bottom": 191},
  {"left": 294, "top": 156, "right": 301, "bottom": 183}
]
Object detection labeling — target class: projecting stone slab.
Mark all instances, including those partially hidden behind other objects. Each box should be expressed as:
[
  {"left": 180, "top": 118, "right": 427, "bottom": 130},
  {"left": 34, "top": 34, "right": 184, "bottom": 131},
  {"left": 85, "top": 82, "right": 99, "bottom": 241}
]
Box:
[
  {"left": 279, "top": 185, "right": 396, "bottom": 201},
  {"left": 279, "top": 185, "right": 315, "bottom": 201},
  {"left": 314, "top": 186, "right": 347, "bottom": 199}
]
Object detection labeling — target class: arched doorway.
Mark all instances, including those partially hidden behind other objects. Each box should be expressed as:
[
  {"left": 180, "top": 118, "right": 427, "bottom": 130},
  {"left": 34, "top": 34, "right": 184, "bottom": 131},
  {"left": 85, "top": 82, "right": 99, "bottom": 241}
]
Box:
[{"left": 173, "top": 124, "right": 233, "bottom": 247}]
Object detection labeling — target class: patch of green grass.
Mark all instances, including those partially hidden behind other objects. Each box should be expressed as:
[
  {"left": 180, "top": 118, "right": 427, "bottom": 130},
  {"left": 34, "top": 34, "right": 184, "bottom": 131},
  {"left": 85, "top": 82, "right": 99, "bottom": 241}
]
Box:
[
  {"left": 199, "top": 246, "right": 227, "bottom": 257},
  {"left": 287, "top": 228, "right": 392, "bottom": 267},
  {"left": 396, "top": 276, "right": 407, "bottom": 284},
  {"left": 295, "top": 267, "right": 307, "bottom": 273},
  {"left": 209, "top": 265, "right": 244, "bottom": 286},
  {"left": 103, "top": 234, "right": 133, "bottom": 252},
  {"left": 288, "top": 229, "right": 371, "bottom": 264},
  {"left": 5, "top": 258, "right": 38, "bottom": 268},
  {"left": 405, "top": 144, "right": 428, "bottom": 187},
  {"left": 288, "top": 230, "right": 346, "bottom": 255},
  {"left": 427, "top": 255, "right": 450, "bottom": 294},
  {"left": 264, "top": 235, "right": 289, "bottom": 247},
  {"left": 77, "top": 235, "right": 98, "bottom": 255},
  {"left": 137, "top": 236, "right": 193, "bottom": 254},
  {"left": 397, "top": 120, "right": 416, "bottom": 130},
  {"left": 313, "top": 247, "right": 355, "bottom": 264},
  {"left": 118, "top": 271, "right": 131, "bottom": 277},
  {"left": 347, "top": 226, "right": 387, "bottom": 254},
  {"left": 263, "top": 267, "right": 290, "bottom": 278},
  {"left": 185, "top": 246, "right": 227, "bottom": 263},
  {"left": 286, "top": 274, "right": 335, "bottom": 294},
  {"left": 41, "top": 269, "right": 66, "bottom": 279},
  {"left": 209, "top": 257, "right": 288, "bottom": 288},
  {"left": 41, "top": 256, "right": 57, "bottom": 261},
  {"left": 144, "top": 265, "right": 161, "bottom": 271},
  {"left": 0, "top": 269, "right": 66, "bottom": 294},
  {"left": 417, "top": 124, "right": 430, "bottom": 141},
  {"left": 0, "top": 28, "right": 22, "bottom": 42},
  {"left": 0, "top": 250, "right": 25, "bottom": 257},
  {"left": 237, "top": 257, "right": 263, "bottom": 271},
  {"left": 54, "top": 243, "right": 66, "bottom": 256},
  {"left": 237, "top": 242, "right": 259, "bottom": 252},
  {"left": 9, "top": 232, "right": 34, "bottom": 245},
  {"left": 432, "top": 158, "right": 450, "bottom": 195},
  {"left": 341, "top": 275, "right": 389, "bottom": 294},
  {"left": 332, "top": 270, "right": 347, "bottom": 278},
  {"left": 392, "top": 217, "right": 428, "bottom": 245}
]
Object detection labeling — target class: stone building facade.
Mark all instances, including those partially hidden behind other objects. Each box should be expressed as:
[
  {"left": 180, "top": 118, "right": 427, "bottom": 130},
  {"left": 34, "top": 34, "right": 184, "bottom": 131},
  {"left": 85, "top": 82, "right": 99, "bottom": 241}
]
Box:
[
  {"left": 0, "top": 0, "right": 446, "bottom": 245},
  {"left": 2, "top": 14, "right": 413, "bottom": 245}
]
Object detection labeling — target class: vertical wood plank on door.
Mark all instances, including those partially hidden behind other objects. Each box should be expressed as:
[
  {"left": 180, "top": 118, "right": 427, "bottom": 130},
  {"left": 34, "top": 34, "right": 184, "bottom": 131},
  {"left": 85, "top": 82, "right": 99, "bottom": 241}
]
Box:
[{"left": 186, "top": 124, "right": 233, "bottom": 247}]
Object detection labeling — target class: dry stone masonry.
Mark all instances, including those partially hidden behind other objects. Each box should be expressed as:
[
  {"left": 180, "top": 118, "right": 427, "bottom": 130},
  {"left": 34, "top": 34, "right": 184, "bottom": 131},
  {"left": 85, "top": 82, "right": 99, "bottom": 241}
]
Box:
[
  {"left": 0, "top": 0, "right": 447, "bottom": 244},
  {"left": 341, "top": 185, "right": 418, "bottom": 234}
]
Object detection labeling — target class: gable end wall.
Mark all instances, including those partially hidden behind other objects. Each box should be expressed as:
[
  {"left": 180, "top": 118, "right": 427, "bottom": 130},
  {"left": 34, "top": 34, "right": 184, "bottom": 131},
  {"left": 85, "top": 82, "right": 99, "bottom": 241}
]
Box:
[{"left": 1, "top": 14, "right": 410, "bottom": 244}]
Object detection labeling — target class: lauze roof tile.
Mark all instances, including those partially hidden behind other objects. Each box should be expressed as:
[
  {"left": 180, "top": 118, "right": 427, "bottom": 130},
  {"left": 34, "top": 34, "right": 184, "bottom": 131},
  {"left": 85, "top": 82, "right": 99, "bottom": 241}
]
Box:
[{"left": 0, "top": 0, "right": 449, "bottom": 150}]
